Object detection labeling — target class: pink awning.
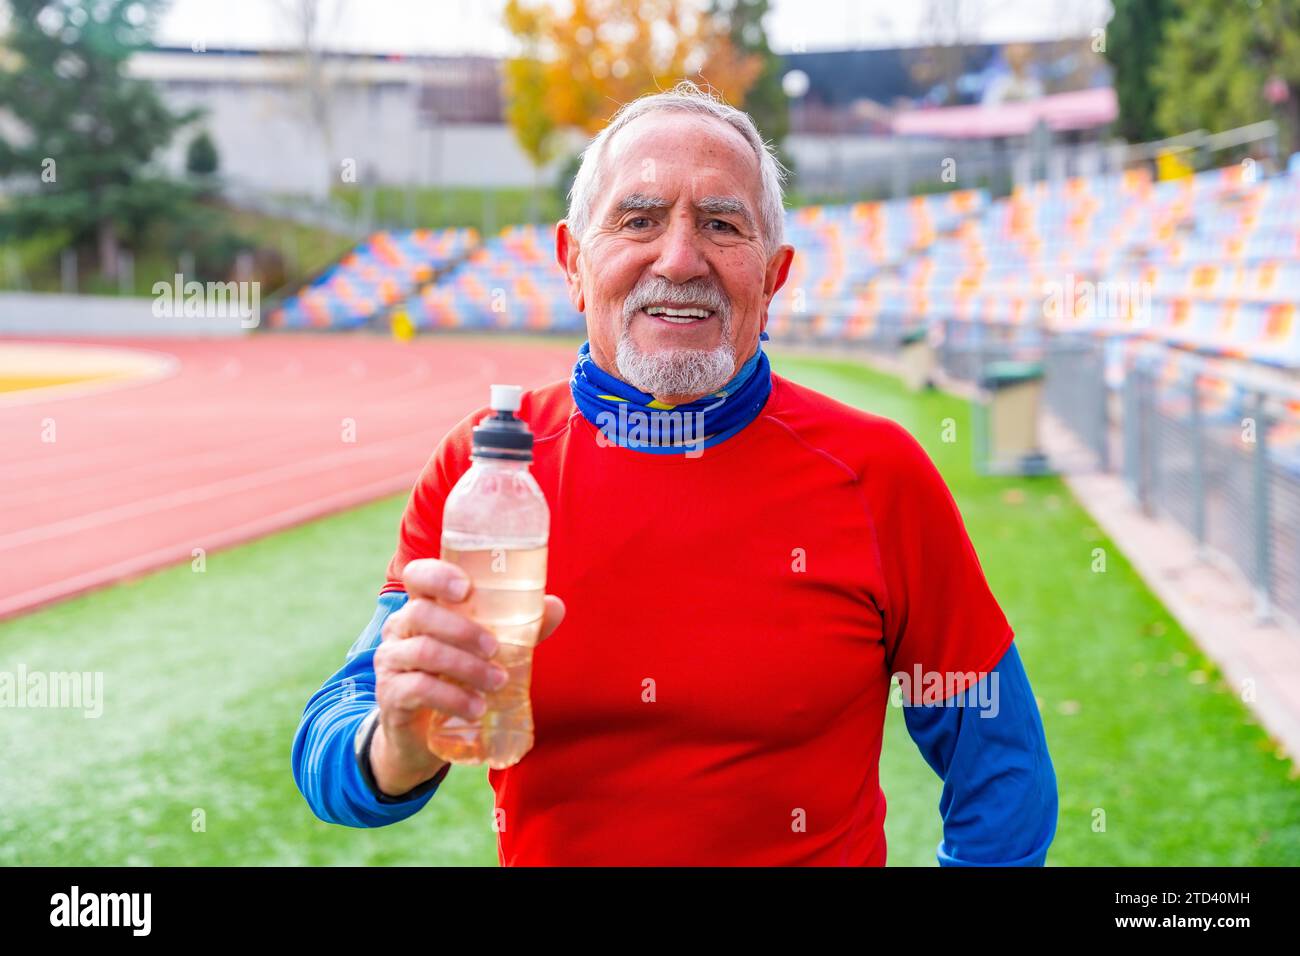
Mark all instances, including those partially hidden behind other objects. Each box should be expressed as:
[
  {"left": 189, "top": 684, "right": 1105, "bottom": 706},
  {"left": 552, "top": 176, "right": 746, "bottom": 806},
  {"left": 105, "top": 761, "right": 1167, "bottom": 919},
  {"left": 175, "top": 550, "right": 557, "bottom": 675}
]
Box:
[{"left": 891, "top": 87, "right": 1118, "bottom": 139}]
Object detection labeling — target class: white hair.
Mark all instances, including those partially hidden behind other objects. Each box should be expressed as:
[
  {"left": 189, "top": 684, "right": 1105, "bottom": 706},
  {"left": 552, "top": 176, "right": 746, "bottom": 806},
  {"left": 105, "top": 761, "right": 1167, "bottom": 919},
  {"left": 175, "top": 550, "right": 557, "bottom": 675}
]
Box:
[
  {"left": 615, "top": 332, "right": 736, "bottom": 398},
  {"left": 564, "top": 79, "right": 788, "bottom": 256},
  {"left": 614, "top": 272, "right": 737, "bottom": 396}
]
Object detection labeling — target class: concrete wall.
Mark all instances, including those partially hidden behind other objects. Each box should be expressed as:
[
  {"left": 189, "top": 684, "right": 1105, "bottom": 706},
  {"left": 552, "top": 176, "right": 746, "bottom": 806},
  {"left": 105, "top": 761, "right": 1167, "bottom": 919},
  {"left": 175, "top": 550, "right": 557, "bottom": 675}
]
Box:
[
  {"left": 157, "top": 82, "right": 570, "bottom": 195},
  {"left": 0, "top": 293, "right": 252, "bottom": 337}
]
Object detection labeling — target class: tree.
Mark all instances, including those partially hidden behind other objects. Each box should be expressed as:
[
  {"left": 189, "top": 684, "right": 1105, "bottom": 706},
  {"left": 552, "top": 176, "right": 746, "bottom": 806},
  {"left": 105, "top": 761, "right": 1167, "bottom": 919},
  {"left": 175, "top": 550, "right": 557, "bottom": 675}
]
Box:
[
  {"left": 1104, "top": 0, "right": 1174, "bottom": 143},
  {"left": 0, "top": 0, "right": 199, "bottom": 278},
  {"left": 186, "top": 130, "right": 219, "bottom": 177},
  {"left": 1151, "top": 0, "right": 1300, "bottom": 154},
  {"left": 707, "top": 0, "right": 791, "bottom": 171},
  {"left": 502, "top": 0, "right": 764, "bottom": 151},
  {"left": 272, "top": 0, "right": 349, "bottom": 200},
  {"left": 503, "top": 0, "right": 561, "bottom": 221}
]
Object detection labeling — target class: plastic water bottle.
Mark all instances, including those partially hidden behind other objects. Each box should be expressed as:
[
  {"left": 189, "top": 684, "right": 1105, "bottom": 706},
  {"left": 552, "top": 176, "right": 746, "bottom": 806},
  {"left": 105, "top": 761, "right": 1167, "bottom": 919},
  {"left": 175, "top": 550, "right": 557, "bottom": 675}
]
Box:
[{"left": 427, "top": 384, "right": 549, "bottom": 770}]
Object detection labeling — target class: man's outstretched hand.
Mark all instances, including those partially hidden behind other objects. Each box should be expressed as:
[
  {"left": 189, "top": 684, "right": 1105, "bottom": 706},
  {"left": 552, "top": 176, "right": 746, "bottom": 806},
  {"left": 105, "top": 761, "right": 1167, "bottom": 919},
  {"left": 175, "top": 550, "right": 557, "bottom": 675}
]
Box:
[{"left": 368, "top": 558, "right": 565, "bottom": 796}]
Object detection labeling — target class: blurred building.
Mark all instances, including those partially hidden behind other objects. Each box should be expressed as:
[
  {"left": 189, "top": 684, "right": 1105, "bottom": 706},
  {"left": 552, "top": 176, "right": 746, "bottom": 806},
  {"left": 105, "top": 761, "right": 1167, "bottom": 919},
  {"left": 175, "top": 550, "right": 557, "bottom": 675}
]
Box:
[
  {"left": 781, "top": 39, "right": 1113, "bottom": 196},
  {"left": 133, "top": 37, "right": 1110, "bottom": 198},
  {"left": 132, "top": 46, "right": 565, "bottom": 196}
]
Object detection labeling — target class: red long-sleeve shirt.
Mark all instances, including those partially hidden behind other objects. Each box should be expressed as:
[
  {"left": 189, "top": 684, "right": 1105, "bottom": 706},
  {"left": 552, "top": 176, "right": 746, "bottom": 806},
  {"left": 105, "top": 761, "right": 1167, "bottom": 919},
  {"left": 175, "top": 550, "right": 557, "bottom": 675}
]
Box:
[{"left": 378, "top": 371, "right": 1014, "bottom": 865}]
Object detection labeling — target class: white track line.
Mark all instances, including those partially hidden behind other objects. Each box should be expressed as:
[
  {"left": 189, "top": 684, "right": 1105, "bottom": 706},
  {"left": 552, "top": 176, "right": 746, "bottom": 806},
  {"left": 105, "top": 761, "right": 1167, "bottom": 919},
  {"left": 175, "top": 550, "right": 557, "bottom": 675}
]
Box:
[
  {"left": 0, "top": 468, "right": 421, "bottom": 620},
  {"left": 0, "top": 349, "right": 521, "bottom": 549},
  {"left": 0, "top": 426, "right": 442, "bottom": 552},
  {"left": 0, "top": 349, "right": 496, "bottom": 473},
  {"left": 0, "top": 363, "right": 493, "bottom": 497}
]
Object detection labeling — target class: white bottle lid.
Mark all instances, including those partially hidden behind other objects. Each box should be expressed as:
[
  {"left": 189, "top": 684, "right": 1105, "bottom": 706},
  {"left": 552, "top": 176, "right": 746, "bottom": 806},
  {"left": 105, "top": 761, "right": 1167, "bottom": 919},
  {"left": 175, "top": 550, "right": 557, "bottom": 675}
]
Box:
[{"left": 490, "top": 384, "right": 523, "bottom": 412}]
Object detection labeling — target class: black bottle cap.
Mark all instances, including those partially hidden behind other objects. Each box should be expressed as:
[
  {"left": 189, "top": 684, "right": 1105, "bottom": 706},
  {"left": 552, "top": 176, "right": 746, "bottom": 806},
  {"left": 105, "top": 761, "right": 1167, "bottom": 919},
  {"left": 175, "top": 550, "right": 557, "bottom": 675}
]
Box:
[{"left": 471, "top": 384, "right": 533, "bottom": 461}]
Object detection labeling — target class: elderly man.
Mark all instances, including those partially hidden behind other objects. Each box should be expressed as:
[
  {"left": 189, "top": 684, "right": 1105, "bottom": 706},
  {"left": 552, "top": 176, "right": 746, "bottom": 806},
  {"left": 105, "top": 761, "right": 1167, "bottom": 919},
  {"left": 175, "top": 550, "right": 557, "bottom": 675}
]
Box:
[{"left": 292, "top": 81, "right": 1058, "bottom": 866}]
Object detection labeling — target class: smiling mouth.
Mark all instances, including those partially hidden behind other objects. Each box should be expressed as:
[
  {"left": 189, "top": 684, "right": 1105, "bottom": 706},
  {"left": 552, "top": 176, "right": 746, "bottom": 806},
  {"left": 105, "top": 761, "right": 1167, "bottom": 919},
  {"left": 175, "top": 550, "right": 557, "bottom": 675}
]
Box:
[{"left": 640, "top": 305, "right": 716, "bottom": 324}]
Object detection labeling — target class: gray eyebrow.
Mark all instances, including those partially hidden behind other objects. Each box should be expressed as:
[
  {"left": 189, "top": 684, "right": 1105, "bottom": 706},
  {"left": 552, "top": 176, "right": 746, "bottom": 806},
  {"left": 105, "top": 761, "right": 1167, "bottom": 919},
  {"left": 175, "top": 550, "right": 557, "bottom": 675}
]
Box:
[
  {"left": 696, "top": 195, "right": 754, "bottom": 230},
  {"left": 609, "top": 193, "right": 755, "bottom": 231},
  {"left": 613, "top": 193, "right": 672, "bottom": 214}
]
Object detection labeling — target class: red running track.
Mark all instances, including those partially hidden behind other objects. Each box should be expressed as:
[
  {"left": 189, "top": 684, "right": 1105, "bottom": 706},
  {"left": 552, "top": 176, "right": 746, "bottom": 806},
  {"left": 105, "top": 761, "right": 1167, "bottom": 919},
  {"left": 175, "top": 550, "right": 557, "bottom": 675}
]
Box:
[{"left": 0, "top": 334, "right": 577, "bottom": 621}]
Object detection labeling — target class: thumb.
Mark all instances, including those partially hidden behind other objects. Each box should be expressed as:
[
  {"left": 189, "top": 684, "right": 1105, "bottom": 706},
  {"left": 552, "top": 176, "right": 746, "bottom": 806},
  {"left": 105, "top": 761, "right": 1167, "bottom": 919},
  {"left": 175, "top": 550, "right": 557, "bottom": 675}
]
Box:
[{"left": 538, "top": 595, "right": 566, "bottom": 644}]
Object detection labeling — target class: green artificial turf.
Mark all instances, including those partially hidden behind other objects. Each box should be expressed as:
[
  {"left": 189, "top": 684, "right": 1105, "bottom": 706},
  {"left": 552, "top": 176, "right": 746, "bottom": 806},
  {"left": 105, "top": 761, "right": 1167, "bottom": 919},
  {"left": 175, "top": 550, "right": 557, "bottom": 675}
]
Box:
[{"left": 1, "top": 350, "right": 1296, "bottom": 865}]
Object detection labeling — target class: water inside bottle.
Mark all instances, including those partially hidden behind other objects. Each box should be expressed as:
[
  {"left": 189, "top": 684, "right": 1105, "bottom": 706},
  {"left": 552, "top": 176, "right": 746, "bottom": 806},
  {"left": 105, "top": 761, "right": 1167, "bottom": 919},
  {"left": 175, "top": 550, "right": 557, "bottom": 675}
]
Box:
[{"left": 427, "top": 532, "right": 547, "bottom": 769}]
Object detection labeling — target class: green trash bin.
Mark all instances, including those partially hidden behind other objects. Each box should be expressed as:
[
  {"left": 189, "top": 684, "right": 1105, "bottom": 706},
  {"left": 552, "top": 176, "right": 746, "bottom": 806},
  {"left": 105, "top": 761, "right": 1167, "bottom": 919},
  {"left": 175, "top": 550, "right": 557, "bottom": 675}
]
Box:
[
  {"left": 899, "top": 327, "right": 934, "bottom": 392},
  {"left": 975, "top": 360, "right": 1052, "bottom": 475}
]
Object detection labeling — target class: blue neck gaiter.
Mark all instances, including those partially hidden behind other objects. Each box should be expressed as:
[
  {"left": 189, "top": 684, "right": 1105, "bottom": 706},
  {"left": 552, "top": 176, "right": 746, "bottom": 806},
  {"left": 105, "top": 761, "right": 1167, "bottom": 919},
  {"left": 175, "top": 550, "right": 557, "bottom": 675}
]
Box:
[{"left": 569, "top": 331, "right": 773, "bottom": 455}]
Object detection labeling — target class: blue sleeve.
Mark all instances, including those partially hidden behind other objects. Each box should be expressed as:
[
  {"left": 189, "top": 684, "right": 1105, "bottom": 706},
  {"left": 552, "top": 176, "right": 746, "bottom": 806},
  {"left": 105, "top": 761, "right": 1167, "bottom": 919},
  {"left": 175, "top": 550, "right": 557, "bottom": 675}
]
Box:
[
  {"left": 901, "top": 640, "right": 1058, "bottom": 866},
  {"left": 291, "top": 589, "right": 451, "bottom": 828}
]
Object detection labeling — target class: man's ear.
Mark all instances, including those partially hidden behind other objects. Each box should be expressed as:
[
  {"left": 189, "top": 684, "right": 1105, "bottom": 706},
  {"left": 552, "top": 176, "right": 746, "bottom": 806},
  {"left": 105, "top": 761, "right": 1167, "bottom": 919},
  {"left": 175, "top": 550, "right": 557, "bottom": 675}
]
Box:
[
  {"left": 763, "top": 244, "right": 795, "bottom": 303},
  {"left": 555, "top": 221, "right": 585, "bottom": 313}
]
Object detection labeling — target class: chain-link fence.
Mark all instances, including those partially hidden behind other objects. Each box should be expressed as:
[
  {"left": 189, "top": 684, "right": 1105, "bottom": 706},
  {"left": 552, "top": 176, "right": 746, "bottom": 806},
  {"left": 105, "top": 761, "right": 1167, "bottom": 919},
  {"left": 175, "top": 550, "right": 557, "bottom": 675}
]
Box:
[
  {"left": 921, "top": 319, "right": 1300, "bottom": 627},
  {"left": 935, "top": 317, "right": 1047, "bottom": 386},
  {"left": 770, "top": 307, "right": 912, "bottom": 354},
  {"left": 1041, "top": 332, "right": 1111, "bottom": 471},
  {"left": 1120, "top": 356, "right": 1300, "bottom": 625}
]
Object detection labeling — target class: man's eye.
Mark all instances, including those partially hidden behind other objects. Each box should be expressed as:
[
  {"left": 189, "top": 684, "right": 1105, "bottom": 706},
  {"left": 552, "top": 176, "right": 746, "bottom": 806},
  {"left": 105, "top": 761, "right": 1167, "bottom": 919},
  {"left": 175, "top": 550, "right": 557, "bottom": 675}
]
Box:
[
  {"left": 705, "top": 219, "right": 738, "bottom": 233},
  {"left": 626, "top": 217, "right": 654, "bottom": 229}
]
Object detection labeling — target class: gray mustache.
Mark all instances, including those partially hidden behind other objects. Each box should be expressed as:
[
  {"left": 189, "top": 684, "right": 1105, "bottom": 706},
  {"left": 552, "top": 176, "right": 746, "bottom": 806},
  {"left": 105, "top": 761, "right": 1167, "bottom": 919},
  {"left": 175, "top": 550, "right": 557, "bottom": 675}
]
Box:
[{"left": 623, "top": 278, "right": 730, "bottom": 320}]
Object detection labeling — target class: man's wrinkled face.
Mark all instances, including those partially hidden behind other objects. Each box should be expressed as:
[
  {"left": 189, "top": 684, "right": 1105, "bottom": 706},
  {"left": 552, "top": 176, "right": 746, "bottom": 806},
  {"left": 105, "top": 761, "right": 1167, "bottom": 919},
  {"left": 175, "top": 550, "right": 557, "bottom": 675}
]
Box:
[{"left": 556, "top": 111, "right": 794, "bottom": 404}]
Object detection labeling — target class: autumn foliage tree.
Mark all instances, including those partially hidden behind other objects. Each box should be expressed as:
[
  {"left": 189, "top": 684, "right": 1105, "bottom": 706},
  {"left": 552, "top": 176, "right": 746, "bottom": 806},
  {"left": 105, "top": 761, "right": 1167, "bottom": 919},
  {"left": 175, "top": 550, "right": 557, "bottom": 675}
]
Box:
[{"left": 503, "top": 0, "right": 765, "bottom": 182}]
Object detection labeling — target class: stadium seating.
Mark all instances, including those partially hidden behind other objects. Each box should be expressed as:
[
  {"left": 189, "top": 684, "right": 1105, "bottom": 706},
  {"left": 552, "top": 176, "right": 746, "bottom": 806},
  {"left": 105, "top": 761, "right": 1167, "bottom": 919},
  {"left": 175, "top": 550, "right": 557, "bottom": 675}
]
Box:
[
  {"left": 268, "top": 228, "right": 478, "bottom": 330},
  {"left": 813, "top": 164, "right": 1300, "bottom": 370},
  {"left": 271, "top": 160, "right": 1300, "bottom": 376},
  {"left": 394, "top": 224, "right": 583, "bottom": 333},
  {"left": 766, "top": 189, "right": 988, "bottom": 342},
  {"left": 266, "top": 164, "right": 1300, "bottom": 473}
]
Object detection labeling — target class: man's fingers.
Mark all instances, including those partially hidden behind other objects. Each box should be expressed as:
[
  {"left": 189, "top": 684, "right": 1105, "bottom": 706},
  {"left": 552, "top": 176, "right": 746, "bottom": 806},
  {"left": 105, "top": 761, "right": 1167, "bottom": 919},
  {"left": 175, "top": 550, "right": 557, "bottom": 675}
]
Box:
[
  {"left": 393, "top": 566, "right": 564, "bottom": 648},
  {"left": 380, "top": 670, "right": 485, "bottom": 722},
  {"left": 377, "top": 634, "right": 507, "bottom": 695},
  {"left": 384, "top": 597, "right": 497, "bottom": 657},
  {"left": 538, "top": 594, "right": 566, "bottom": 644},
  {"left": 401, "top": 558, "right": 472, "bottom": 604}
]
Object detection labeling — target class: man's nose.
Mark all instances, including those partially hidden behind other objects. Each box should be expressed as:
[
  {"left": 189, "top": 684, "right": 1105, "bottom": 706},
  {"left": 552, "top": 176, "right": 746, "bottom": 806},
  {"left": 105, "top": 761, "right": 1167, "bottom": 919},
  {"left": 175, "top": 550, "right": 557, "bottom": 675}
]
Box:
[{"left": 652, "top": 214, "right": 709, "bottom": 285}]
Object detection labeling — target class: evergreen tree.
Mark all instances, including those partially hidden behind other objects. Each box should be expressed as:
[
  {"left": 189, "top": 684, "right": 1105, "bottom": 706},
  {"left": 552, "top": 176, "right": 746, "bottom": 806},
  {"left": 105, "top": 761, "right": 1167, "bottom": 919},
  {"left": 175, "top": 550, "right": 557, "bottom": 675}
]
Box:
[
  {"left": 1151, "top": 0, "right": 1300, "bottom": 154},
  {"left": 0, "top": 0, "right": 200, "bottom": 278},
  {"left": 1104, "top": 0, "right": 1174, "bottom": 143},
  {"left": 186, "top": 130, "right": 219, "bottom": 177},
  {"left": 708, "top": 0, "right": 795, "bottom": 179}
]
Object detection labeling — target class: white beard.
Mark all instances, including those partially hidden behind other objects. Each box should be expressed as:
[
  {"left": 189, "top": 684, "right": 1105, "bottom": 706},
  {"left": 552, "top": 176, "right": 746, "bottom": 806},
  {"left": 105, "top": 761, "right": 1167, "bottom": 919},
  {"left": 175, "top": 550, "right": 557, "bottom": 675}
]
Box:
[{"left": 614, "top": 334, "right": 736, "bottom": 399}]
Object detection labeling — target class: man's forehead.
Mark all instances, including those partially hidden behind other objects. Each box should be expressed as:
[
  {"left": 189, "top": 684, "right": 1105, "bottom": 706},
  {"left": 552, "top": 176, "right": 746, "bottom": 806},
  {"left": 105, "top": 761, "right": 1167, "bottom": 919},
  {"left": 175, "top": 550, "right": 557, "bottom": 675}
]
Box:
[
  {"left": 601, "top": 111, "right": 760, "bottom": 205},
  {"left": 605, "top": 110, "right": 756, "bottom": 171}
]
